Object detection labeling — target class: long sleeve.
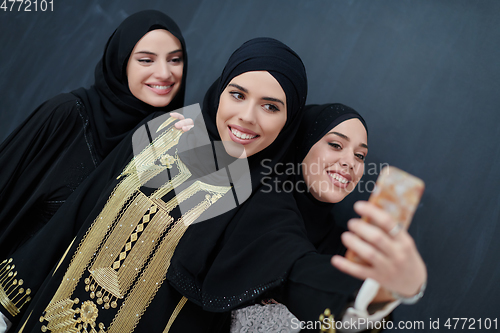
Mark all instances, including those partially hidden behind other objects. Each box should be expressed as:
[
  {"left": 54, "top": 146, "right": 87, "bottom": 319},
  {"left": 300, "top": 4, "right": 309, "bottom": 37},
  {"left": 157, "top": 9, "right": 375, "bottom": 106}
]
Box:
[
  {"left": 0, "top": 94, "right": 99, "bottom": 258},
  {"left": 278, "top": 253, "right": 363, "bottom": 324}
]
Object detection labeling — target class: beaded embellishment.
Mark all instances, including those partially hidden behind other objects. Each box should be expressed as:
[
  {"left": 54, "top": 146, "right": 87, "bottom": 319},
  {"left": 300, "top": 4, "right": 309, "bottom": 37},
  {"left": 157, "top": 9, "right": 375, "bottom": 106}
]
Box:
[
  {"left": 0, "top": 258, "right": 32, "bottom": 317},
  {"left": 319, "top": 308, "right": 335, "bottom": 333}
]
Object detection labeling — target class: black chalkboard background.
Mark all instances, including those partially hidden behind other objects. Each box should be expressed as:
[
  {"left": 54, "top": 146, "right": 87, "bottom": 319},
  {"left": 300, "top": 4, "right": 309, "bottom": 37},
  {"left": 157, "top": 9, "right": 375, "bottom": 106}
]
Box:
[{"left": 1, "top": 0, "right": 499, "bottom": 330}]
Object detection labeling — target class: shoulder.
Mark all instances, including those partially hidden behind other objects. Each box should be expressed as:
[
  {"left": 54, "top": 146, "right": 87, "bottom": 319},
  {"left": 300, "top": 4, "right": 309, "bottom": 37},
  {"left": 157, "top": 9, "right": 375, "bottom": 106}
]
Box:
[
  {"left": 40, "top": 93, "right": 84, "bottom": 116},
  {"left": 8, "top": 93, "right": 89, "bottom": 141},
  {"left": 29, "top": 93, "right": 90, "bottom": 130}
]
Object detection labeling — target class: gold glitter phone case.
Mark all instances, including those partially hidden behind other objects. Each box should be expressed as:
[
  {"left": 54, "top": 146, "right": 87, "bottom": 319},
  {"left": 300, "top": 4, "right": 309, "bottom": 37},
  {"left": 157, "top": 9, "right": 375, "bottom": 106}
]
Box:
[{"left": 345, "top": 165, "right": 425, "bottom": 264}]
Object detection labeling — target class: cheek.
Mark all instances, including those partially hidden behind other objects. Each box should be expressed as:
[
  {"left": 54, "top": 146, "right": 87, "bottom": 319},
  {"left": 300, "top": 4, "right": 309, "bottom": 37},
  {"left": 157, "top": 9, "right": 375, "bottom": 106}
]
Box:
[
  {"left": 215, "top": 105, "right": 229, "bottom": 136},
  {"left": 173, "top": 66, "right": 184, "bottom": 79},
  {"left": 126, "top": 65, "right": 143, "bottom": 89},
  {"left": 216, "top": 103, "right": 224, "bottom": 124},
  {"left": 348, "top": 164, "right": 364, "bottom": 189},
  {"left": 302, "top": 156, "right": 321, "bottom": 184},
  {"left": 126, "top": 64, "right": 134, "bottom": 87},
  {"left": 215, "top": 111, "right": 222, "bottom": 131},
  {"left": 263, "top": 116, "right": 286, "bottom": 140},
  {"left": 216, "top": 97, "right": 233, "bottom": 124}
]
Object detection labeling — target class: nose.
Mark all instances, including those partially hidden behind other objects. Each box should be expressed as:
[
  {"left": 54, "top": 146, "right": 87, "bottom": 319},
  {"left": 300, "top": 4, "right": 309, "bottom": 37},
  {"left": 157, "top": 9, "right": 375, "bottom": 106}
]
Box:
[
  {"left": 339, "top": 149, "right": 356, "bottom": 169},
  {"left": 238, "top": 101, "right": 257, "bottom": 125},
  {"left": 155, "top": 60, "right": 172, "bottom": 80}
]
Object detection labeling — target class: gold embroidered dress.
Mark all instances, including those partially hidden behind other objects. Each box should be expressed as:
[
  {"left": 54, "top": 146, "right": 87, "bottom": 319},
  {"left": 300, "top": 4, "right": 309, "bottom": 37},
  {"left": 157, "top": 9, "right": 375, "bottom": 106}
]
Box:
[{"left": 5, "top": 113, "right": 237, "bottom": 333}]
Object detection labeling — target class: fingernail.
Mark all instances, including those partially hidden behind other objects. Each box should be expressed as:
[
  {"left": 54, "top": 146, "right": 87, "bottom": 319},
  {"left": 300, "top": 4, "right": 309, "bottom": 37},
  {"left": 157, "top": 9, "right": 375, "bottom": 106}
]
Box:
[
  {"left": 341, "top": 231, "right": 352, "bottom": 240},
  {"left": 354, "top": 201, "right": 365, "bottom": 210}
]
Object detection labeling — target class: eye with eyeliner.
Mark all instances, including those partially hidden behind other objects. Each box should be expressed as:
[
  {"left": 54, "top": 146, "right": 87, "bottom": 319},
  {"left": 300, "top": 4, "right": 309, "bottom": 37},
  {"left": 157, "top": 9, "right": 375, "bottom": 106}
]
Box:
[
  {"left": 138, "top": 57, "right": 154, "bottom": 64},
  {"left": 355, "top": 153, "right": 366, "bottom": 161},
  {"left": 229, "top": 91, "right": 245, "bottom": 101},
  {"left": 328, "top": 142, "right": 342, "bottom": 149},
  {"left": 169, "top": 56, "right": 183, "bottom": 64},
  {"left": 263, "top": 104, "right": 280, "bottom": 112}
]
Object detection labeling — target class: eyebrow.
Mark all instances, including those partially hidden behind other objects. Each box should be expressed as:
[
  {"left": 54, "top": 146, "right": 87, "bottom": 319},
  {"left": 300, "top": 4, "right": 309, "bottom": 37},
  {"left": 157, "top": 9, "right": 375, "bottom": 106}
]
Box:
[
  {"left": 329, "top": 131, "right": 368, "bottom": 149},
  {"left": 228, "top": 83, "right": 285, "bottom": 106},
  {"left": 262, "top": 97, "right": 285, "bottom": 106},
  {"left": 134, "top": 49, "right": 183, "bottom": 56},
  {"left": 228, "top": 83, "right": 248, "bottom": 93}
]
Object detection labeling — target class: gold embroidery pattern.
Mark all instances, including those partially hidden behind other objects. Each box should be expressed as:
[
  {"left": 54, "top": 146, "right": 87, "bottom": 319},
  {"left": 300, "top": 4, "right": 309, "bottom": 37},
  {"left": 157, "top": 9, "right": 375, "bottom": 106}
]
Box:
[
  {"left": 90, "top": 193, "right": 153, "bottom": 300},
  {"left": 156, "top": 117, "right": 176, "bottom": 133},
  {"left": 40, "top": 119, "right": 232, "bottom": 333},
  {"left": 17, "top": 310, "right": 32, "bottom": 333},
  {"left": 160, "top": 154, "right": 176, "bottom": 168},
  {"left": 118, "top": 117, "right": 177, "bottom": 180},
  {"left": 109, "top": 182, "right": 230, "bottom": 333},
  {"left": 41, "top": 298, "right": 107, "bottom": 333},
  {"left": 150, "top": 151, "right": 191, "bottom": 201},
  {"left": 53, "top": 237, "right": 77, "bottom": 276},
  {"left": 111, "top": 205, "right": 158, "bottom": 271},
  {"left": 319, "top": 308, "right": 335, "bottom": 333},
  {"left": 40, "top": 120, "right": 183, "bottom": 332},
  {"left": 0, "top": 258, "right": 31, "bottom": 317},
  {"left": 163, "top": 296, "right": 188, "bottom": 333},
  {"left": 48, "top": 120, "right": 184, "bottom": 303}
]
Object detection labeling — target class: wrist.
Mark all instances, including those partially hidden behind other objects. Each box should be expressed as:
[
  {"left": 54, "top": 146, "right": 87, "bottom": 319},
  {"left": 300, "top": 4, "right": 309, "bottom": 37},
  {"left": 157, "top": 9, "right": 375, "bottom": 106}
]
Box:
[{"left": 390, "top": 280, "right": 427, "bottom": 305}]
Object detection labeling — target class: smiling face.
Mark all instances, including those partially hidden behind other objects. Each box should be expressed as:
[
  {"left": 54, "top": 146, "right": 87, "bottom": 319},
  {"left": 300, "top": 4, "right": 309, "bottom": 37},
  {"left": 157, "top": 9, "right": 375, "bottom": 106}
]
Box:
[
  {"left": 302, "top": 118, "right": 368, "bottom": 203},
  {"left": 216, "top": 71, "right": 287, "bottom": 158},
  {"left": 126, "top": 29, "right": 183, "bottom": 107}
]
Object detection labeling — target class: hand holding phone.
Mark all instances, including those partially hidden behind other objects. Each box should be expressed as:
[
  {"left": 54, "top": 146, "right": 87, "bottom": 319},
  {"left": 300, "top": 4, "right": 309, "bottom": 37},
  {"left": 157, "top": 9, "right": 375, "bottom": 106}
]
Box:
[
  {"left": 341, "top": 166, "right": 425, "bottom": 303},
  {"left": 345, "top": 166, "right": 425, "bottom": 264}
]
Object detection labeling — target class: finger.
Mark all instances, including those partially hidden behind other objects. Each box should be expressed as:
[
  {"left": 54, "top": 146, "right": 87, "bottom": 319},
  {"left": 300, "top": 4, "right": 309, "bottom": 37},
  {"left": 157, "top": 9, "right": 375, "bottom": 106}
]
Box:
[
  {"left": 331, "top": 255, "right": 372, "bottom": 281},
  {"left": 341, "top": 232, "right": 388, "bottom": 268},
  {"left": 181, "top": 125, "right": 194, "bottom": 132},
  {"left": 174, "top": 119, "right": 191, "bottom": 129},
  {"left": 354, "top": 201, "right": 398, "bottom": 234},
  {"left": 169, "top": 112, "right": 185, "bottom": 120},
  {"left": 347, "top": 219, "right": 396, "bottom": 257}
]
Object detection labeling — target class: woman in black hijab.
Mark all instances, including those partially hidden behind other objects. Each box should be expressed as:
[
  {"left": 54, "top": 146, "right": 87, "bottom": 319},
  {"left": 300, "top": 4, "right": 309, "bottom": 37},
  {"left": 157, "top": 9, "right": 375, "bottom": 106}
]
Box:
[
  {"left": 297, "top": 104, "right": 426, "bottom": 309},
  {"left": 0, "top": 10, "right": 188, "bottom": 259},
  {"left": 0, "top": 37, "right": 309, "bottom": 332},
  {"left": 231, "top": 104, "right": 427, "bottom": 332}
]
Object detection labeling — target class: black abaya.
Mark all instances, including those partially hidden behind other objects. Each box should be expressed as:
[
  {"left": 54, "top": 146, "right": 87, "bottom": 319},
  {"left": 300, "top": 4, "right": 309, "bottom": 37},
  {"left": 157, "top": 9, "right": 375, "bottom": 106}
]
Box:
[{"left": 0, "top": 10, "right": 187, "bottom": 259}]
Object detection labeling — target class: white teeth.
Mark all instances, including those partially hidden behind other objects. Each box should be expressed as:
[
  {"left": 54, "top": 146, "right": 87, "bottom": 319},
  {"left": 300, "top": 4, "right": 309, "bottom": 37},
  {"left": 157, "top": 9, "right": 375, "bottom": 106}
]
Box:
[
  {"left": 329, "top": 172, "right": 349, "bottom": 184},
  {"left": 150, "top": 84, "right": 173, "bottom": 89},
  {"left": 231, "top": 127, "right": 257, "bottom": 140}
]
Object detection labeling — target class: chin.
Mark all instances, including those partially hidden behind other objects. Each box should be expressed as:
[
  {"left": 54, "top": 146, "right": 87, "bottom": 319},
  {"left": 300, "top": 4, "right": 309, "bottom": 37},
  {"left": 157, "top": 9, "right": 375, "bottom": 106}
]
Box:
[
  {"left": 150, "top": 99, "right": 173, "bottom": 108},
  {"left": 311, "top": 190, "right": 349, "bottom": 204},
  {"left": 221, "top": 141, "right": 247, "bottom": 159}
]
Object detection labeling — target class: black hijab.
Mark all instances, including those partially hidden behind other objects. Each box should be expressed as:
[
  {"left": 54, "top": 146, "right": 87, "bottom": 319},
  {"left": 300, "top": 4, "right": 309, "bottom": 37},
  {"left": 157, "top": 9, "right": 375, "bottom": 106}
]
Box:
[
  {"left": 200, "top": 37, "right": 307, "bottom": 184},
  {"left": 293, "top": 103, "right": 368, "bottom": 251},
  {"left": 73, "top": 10, "right": 187, "bottom": 157},
  {"left": 167, "top": 37, "right": 311, "bottom": 311}
]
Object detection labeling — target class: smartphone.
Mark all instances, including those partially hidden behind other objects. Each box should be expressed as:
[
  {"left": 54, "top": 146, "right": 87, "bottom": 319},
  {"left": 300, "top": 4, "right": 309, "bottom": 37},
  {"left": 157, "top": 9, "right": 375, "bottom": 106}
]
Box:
[{"left": 345, "top": 165, "right": 425, "bottom": 264}]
